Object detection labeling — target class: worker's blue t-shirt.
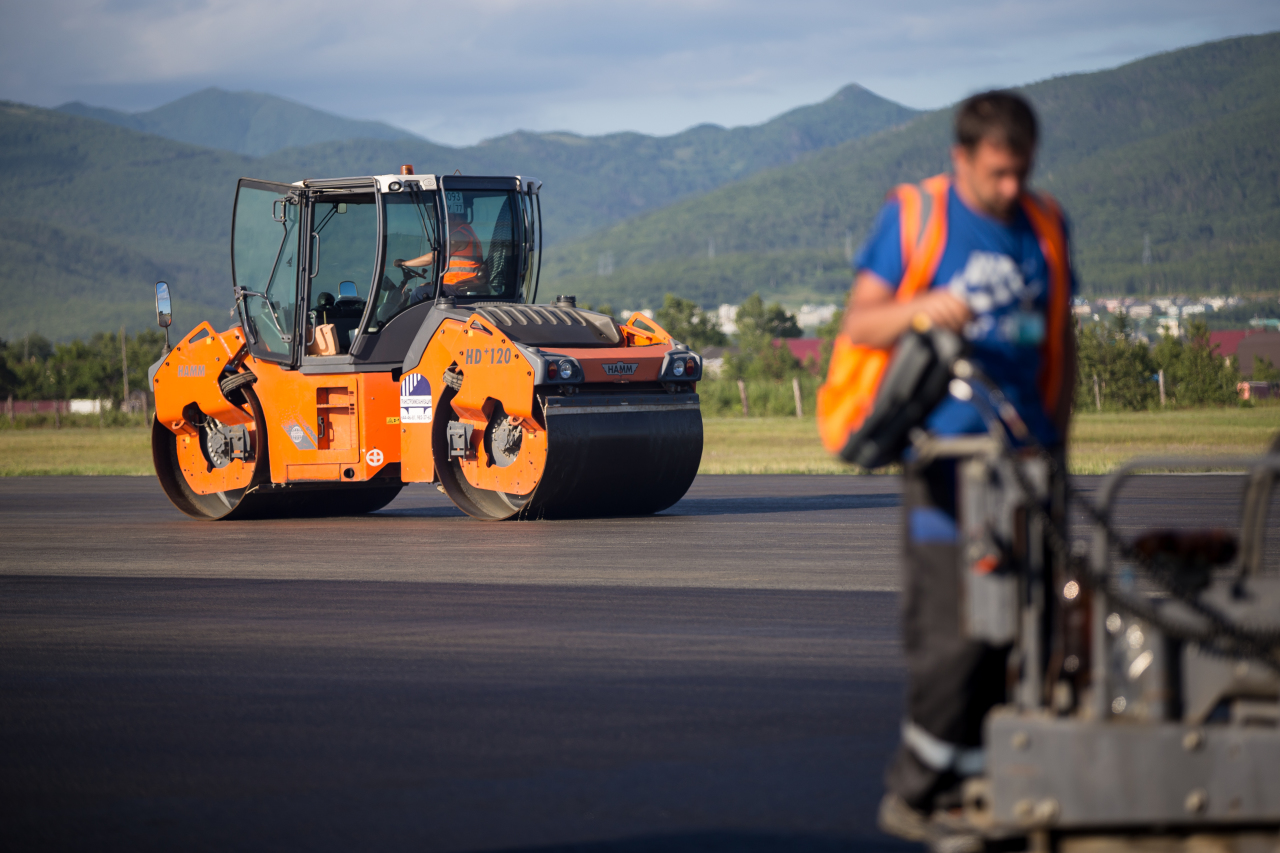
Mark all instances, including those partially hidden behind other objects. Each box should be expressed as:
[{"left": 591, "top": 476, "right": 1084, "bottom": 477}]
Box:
[{"left": 854, "top": 186, "right": 1075, "bottom": 447}]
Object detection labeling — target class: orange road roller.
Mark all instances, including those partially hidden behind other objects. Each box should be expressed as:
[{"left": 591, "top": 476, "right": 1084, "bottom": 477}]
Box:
[{"left": 149, "top": 169, "right": 704, "bottom": 520}]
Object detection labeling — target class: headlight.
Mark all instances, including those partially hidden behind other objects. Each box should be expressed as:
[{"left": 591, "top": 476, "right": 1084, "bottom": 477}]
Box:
[
  {"left": 542, "top": 356, "right": 581, "bottom": 383},
  {"left": 662, "top": 351, "right": 700, "bottom": 380}
]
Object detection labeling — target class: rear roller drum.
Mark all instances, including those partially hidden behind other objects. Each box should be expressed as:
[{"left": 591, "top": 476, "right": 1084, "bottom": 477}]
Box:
[
  {"left": 153, "top": 386, "right": 403, "bottom": 520},
  {"left": 152, "top": 385, "right": 272, "bottom": 520}
]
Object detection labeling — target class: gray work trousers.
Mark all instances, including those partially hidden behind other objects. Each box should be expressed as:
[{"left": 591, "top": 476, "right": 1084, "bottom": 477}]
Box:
[{"left": 885, "top": 460, "right": 1010, "bottom": 812}]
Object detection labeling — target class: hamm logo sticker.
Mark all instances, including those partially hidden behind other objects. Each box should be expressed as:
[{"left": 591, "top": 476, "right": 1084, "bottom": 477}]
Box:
[
  {"left": 602, "top": 362, "right": 639, "bottom": 376},
  {"left": 400, "top": 374, "right": 432, "bottom": 424}
]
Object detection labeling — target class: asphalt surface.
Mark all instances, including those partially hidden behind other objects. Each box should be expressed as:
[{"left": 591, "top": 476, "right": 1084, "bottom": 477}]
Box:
[{"left": 0, "top": 473, "right": 1254, "bottom": 852}]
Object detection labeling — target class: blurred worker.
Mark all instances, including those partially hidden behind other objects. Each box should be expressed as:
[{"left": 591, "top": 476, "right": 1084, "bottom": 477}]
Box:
[
  {"left": 839, "top": 91, "right": 1076, "bottom": 851},
  {"left": 394, "top": 217, "right": 487, "bottom": 297}
]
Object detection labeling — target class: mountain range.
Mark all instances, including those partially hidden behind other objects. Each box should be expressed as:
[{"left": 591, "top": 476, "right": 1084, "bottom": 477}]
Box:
[
  {"left": 56, "top": 89, "right": 420, "bottom": 157},
  {"left": 1, "top": 84, "right": 915, "bottom": 340},
  {"left": 544, "top": 31, "right": 1280, "bottom": 310},
  {"left": 3, "top": 32, "right": 1278, "bottom": 342}
]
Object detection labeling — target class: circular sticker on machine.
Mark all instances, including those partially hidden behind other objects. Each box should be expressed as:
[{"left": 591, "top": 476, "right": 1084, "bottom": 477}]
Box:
[{"left": 366, "top": 448, "right": 384, "bottom": 467}]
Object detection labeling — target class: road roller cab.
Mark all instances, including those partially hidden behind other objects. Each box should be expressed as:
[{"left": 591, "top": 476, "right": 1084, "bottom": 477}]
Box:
[{"left": 149, "top": 170, "right": 704, "bottom": 520}]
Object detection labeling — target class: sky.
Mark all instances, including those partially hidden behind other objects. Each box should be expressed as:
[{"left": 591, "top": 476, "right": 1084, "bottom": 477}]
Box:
[{"left": 2, "top": 0, "right": 1278, "bottom": 146}]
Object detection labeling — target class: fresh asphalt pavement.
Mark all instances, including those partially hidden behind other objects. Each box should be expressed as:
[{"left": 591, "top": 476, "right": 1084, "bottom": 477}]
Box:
[{"left": 0, "top": 473, "right": 1246, "bottom": 852}]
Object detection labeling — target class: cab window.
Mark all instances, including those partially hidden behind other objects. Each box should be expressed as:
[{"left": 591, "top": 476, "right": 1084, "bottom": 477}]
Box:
[
  {"left": 233, "top": 182, "right": 301, "bottom": 361},
  {"left": 370, "top": 191, "right": 440, "bottom": 331},
  {"left": 307, "top": 194, "right": 377, "bottom": 354},
  {"left": 442, "top": 190, "right": 519, "bottom": 299}
]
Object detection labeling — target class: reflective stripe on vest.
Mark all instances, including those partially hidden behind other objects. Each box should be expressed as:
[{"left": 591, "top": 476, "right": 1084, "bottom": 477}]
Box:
[{"left": 444, "top": 223, "right": 485, "bottom": 285}]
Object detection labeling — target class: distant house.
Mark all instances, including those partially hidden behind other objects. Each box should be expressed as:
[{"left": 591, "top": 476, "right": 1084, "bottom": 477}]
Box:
[
  {"left": 1209, "top": 329, "right": 1264, "bottom": 359},
  {"left": 699, "top": 345, "right": 731, "bottom": 378},
  {"left": 771, "top": 338, "right": 824, "bottom": 373},
  {"left": 782, "top": 338, "right": 822, "bottom": 363},
  {"left": 1237, "top": 381, "right": 1277, "bottom": 401},
  {"left": 1236, "top": 332, "right": 1280, "bottom": 377}
]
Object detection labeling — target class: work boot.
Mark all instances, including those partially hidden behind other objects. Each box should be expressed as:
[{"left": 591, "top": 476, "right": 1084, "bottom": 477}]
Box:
[
  {"left": 925, "top": 809, "right": 982, "bottom": 853},
  {"left": 877, "top": 792, "right": 928, "bottom": 842},
  {"left": 878, "top": 793, "right": 983, "bottom": 853}
]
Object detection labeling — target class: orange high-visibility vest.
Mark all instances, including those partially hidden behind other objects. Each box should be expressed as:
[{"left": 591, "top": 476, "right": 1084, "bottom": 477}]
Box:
[
  {"left": 443, "top": 222, "right": 485, "bottom": 286},
  {"left": 816, "top": 174, "right": 1071, "bottom": 455}
]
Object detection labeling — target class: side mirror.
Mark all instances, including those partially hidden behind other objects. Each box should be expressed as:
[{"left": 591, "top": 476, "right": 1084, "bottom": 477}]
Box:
[
  {"left": 339, "top": 281, "right": 358, "bottom": 299},
  {"left": 156, "top": 281, "right": 172, "bottom": 328},
  {"left": 156, "top": 281, "right": 172, "bottom": 350}
]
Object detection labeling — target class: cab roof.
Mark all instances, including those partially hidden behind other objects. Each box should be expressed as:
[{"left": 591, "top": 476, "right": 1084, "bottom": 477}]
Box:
[{"left": 293, "top": 175, "right": 541, "bottom": 194}]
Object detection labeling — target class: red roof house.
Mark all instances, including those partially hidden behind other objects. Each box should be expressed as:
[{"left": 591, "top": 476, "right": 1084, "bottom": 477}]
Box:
[
  {"left": 1209, "top": 329, "right": 1262, "bottom": 358},
  {"left": 777, "top": 338, "right": 823, "bottom": 370}
]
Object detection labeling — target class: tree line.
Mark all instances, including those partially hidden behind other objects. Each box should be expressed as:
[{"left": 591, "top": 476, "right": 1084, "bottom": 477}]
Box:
[
  {"left": 1076, "top": 315, "right": 1274, "bottom": 411},
  {"left": 2, "top": 310, "right": 1270, "bottom": 415},
  {"left": 0, "top": 330, "right": 167, "bottom": 405},
  {"left": 655, "top": 294, "right": 1273, "bottom": 412}
]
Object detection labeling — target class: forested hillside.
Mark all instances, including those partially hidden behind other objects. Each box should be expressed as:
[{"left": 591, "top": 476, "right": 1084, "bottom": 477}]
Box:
[
  {"left": 0, "top": 103, "right": 250, "bottom": 339},
  {"left": 543, "top": 32, "right": 1280, "bottom": 308},
  {"left": 1, "top": 85, "right": 914, "bottom": 340}
]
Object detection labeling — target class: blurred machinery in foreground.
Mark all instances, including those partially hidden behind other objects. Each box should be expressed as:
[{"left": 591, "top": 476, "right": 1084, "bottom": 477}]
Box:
[{"left": 929, "top": 420, "right": 1280, "bottom": 852}]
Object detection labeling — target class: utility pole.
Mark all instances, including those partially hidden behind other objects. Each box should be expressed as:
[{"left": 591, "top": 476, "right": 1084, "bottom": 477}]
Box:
[
  {"left": 1143, "top": 233, "right": 1151, "bottom": 294},
  {"left": 121, "top": 325, "right": 129, "bottom": 409},
  {"left": 1158, "top": 369, "right": 1166, "bottom": 407},
  {"left": 792, "top": 376, "right": 803, "bottom": 418},
  {"left": 737, "top": 379, "right": 749, "bottom": 417}
]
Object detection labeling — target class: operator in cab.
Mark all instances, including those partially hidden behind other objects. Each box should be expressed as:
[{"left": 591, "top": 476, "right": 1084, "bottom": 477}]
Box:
[
  {"left": 839, "top": 91, "right": 1077, "bottom": 851},
  {"left": 393, "top": 218, "right": 487, "bottom": 299}
]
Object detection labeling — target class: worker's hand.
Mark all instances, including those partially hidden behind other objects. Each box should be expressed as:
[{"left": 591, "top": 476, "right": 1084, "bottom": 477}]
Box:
[
  {"left": 393, "top": 258, "right": 405, "bottom": 268},
  {"left": 916, "top": 290, "right": 972, "bottom": 332}
]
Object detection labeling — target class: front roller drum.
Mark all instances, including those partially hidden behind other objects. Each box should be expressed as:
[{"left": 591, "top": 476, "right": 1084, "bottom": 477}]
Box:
[{"left": 437, "top": 392, "right": 702, "bottom": 520}]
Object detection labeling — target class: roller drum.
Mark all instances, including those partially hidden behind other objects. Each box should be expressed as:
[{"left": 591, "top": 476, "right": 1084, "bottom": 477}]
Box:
[
  {"left": 153, "top": 385, "right": 402, "bottom": 520},
  {"left": 437, "top": 390, "right": 703, "bottom": 520},
  {"left": 529, "top": 394, "right": 702, "bottom": 519}
]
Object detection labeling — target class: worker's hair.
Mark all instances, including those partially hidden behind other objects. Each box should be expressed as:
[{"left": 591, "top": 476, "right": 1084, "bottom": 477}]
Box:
[{"left": 954, "top": 90, "right": 1038, "bottom": 156}]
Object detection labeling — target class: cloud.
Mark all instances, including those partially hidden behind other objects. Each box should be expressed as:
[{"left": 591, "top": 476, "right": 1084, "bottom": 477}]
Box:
[{"left": 2, "top": 0, "right": 1278, "bottom": 145}]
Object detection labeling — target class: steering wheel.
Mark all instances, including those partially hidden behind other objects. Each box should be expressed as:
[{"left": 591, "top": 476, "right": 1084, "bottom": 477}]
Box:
[
  {"left": 394, "top": 259, "right": 430, "bottom": 284},
  {"left": 385, "top": 261, "right": 435, "bottom": 315}
]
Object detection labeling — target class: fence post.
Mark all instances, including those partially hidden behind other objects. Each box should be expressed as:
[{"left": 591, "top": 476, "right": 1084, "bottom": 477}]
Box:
[
  {"left": 792, "top": 377, "right": 803, "bottom": 418},
  {"left": 55, "top": 400, "right": 61, "bottom": 430},
  {"left": 121, "top": 324, "right": 129, "bottom": 408},
  {"left": 1092, "top": 374, "right": 1102, "bottom": 411},
  {"left": 737, "top": 379, "right": 749, "bottom": 417},
  {"left": 1158, "top": 369, "right": 1166, "bottom": 407},
  {"left": 6, "top": 394, "right": 11, "bottom": 425}
]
